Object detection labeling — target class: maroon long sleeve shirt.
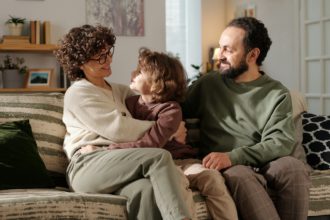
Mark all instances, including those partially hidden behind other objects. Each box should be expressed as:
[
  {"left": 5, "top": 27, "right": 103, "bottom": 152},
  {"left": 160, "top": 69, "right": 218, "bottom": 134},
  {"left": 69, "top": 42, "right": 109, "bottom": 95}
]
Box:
[{"left": 109, "top": 95, "right": 197, "bottom": 159}]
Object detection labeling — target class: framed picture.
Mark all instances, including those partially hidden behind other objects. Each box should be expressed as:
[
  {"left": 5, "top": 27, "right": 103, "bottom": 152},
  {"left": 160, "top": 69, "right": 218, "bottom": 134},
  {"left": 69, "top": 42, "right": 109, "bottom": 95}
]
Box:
[
  {"left": 25, "top": 69, "right": 52, "bottom": 88},
  {"left": 86, "top": 0, "right": 145, "bottom": 36}
]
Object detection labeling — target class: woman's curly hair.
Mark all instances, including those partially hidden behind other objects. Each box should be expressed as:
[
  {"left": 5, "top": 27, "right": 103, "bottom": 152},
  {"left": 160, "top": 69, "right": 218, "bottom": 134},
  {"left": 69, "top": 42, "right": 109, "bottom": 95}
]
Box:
[
  {"left": 137, "top": 48, "right": 187, "bottom": 103},
  {"left": 54, "top": 24, "right": 116, "bottom": 81}
]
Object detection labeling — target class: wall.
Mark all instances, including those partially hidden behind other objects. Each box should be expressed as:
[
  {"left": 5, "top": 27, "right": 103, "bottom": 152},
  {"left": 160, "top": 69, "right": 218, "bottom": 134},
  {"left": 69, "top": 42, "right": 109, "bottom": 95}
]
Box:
[
  {"left": 0, "top": 0, "right": 165, "bottom": 86},
  {"left": 225, "top": 0, "right": 300, "bottom": 90},
  {"left": 201, "top": 0, "right": 226, "bottom": 73}
]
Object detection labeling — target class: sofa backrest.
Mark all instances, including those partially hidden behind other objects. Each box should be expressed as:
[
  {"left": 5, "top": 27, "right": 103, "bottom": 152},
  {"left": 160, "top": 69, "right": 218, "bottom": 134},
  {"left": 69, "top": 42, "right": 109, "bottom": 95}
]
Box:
[
  {"left": 290, "top": 91, "right": 308, "bottom": 163},
  {"left": 0, "top": 93, "right": 68, "bottom": 175}
]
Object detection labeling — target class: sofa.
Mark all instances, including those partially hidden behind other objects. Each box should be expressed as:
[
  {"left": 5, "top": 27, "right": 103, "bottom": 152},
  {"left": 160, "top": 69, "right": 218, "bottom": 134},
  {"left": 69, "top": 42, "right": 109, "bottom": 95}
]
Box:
[{"left": 0, "top": 92, "right": 329, "bottom": 220}]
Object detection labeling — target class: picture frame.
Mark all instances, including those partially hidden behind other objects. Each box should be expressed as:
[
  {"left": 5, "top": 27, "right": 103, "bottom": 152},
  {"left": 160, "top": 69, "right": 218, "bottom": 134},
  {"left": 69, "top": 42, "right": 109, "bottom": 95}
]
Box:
[{"left": 25, "top": 69, "right": 52, "bottom": 88}]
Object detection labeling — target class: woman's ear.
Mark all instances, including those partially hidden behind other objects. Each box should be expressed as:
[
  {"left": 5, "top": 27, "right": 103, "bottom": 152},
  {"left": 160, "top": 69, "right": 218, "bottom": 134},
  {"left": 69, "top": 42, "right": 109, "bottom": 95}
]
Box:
[{"left": 247, "top": 48, "right": 260, "bottom": 64}]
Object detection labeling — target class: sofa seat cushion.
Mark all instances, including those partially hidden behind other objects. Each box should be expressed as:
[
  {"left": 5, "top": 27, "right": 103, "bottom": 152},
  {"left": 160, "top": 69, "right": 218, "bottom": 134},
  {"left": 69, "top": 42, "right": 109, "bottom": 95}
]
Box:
[
  {"left": 0, "top": 188, "right": 128, "bottom": 219},
  {"left": 308, "top": 169, "right": 330, "bottom": 216},
  {"left": 0, "top": 189, "right": 210, "bottom": 220}
]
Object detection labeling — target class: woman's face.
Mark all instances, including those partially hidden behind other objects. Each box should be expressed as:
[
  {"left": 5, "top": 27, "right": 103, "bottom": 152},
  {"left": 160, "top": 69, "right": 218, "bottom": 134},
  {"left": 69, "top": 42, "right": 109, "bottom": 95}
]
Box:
[{"left": 80, "top": 46, "right": 114, "bottom": 80}]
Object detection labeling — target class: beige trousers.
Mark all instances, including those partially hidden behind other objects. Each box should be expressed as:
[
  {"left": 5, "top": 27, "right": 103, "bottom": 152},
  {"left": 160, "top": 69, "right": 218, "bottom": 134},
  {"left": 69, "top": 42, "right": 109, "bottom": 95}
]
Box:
[{"left": 175, "top": 159, "right": 238, "bottom": 220}]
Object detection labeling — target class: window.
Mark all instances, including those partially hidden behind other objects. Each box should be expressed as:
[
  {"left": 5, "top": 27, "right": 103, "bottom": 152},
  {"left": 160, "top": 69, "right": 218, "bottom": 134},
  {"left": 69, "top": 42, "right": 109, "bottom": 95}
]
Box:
[
  {"left": 301, "top": 0, "right": 330, "bottom": 114},
  {"left": 166, "top": 0, "right": 202, "bottom": 79}
]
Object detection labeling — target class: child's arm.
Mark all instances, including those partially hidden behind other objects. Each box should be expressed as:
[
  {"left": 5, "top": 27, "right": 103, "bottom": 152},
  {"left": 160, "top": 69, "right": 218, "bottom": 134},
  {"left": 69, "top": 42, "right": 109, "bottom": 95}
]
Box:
[{"left": 108, "top": 101, "right": 182, "bottom": 149}]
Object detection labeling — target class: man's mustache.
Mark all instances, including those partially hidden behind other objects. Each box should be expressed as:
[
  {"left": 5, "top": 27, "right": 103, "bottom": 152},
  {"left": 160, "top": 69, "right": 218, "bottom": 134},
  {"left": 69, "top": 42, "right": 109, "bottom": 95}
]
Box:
[{"left": 220, "top": 59, "right": 230, "bottom": 65}]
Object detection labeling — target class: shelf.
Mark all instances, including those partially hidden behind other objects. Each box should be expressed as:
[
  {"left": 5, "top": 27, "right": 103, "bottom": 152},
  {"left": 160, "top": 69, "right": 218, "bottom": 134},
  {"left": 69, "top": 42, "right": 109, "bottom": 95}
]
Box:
[
  {"left": 0, "top": 43, "right": 57, "bottom": 53},
  {"left": 0, "top": 88, "right": 66, "bottom": 93}
]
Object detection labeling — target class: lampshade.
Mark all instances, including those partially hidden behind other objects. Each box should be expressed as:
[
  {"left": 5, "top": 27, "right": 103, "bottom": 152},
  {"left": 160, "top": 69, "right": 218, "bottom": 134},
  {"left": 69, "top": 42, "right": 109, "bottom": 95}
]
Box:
[{"left": 212, "top": 47, "right": 220, "bottom": 60}]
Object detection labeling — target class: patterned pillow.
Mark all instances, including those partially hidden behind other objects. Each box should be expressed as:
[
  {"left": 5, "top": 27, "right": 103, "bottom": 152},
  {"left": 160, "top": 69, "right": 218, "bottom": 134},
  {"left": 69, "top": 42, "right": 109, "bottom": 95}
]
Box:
[{"left": 302, "top": 112, "right": 330, "bottom": 170}]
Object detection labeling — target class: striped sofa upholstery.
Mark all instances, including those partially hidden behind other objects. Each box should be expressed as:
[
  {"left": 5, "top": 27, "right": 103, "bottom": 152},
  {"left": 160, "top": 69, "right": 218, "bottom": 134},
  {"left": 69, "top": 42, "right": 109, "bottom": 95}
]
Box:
[{"left": 0, "top": 92, "right": 210, "bottom": 220}]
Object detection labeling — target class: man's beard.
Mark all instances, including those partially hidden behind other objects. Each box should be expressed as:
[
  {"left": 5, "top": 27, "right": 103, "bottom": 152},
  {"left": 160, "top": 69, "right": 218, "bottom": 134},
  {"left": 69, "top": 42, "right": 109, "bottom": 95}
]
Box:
[{"left": 220, "top": 59, "right": 248, "bottom": 79}]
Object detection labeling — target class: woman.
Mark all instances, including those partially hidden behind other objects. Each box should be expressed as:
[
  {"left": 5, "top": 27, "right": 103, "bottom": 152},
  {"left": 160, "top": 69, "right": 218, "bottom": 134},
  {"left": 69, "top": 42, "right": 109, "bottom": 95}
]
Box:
[{"left": 54, "top": 24, "right": 193, "bottom": 220}]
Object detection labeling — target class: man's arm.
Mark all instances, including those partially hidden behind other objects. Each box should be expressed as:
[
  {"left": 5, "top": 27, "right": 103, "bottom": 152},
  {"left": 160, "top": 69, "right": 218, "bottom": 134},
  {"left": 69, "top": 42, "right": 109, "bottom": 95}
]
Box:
[{"left": 203, "top": 92, "right": 296, "bottom": 170}]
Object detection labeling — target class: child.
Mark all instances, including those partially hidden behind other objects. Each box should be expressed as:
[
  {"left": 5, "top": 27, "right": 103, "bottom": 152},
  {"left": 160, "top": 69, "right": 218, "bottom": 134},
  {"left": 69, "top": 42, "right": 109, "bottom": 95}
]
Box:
[{"left": 105, "top": 48, "right": 238, "bottom": 220}]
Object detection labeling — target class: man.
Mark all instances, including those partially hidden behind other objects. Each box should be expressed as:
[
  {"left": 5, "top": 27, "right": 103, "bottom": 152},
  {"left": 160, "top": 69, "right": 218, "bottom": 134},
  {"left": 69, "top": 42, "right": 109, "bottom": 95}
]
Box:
[{"left": 182, "top": 17, "right": 310, "bottom": 220}]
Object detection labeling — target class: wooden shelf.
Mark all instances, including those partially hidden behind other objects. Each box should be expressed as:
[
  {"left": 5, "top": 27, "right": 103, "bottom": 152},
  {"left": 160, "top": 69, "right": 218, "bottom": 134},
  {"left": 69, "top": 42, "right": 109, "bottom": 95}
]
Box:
[
  {"left": 0, "top": 88, "right": 66, "bottom": 93},
  {"left": 0, "top": 43, "right": 57, "bottom": 53}
]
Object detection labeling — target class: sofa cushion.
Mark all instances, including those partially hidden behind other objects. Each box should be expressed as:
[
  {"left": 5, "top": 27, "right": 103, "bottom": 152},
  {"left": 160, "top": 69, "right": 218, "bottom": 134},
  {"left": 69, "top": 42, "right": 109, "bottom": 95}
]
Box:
[
  {"left": 0, "top": 120, "right": 54, "bottom": 189},
  {"left": 302, "top": 112, "right": 330, "bottom": 170},
  {"left": 0, "top": 189, "right": 210, "bottom": 220},
  {"left": 0, "top": 93, "right": 68, "bottom": 175},
  {"left": 0, "top": 189, "right": 127, "bottom": 219}
]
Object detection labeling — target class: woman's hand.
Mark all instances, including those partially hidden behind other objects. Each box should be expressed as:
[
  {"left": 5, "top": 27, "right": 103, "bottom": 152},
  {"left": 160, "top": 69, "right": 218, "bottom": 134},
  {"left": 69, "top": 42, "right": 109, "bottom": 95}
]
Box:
[{"left": 170, "top": 121, "right": 187, "bottom": 144}]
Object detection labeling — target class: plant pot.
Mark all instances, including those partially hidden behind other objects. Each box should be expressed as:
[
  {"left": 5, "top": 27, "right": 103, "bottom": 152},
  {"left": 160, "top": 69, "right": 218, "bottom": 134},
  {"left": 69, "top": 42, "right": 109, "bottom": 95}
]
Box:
[
  {"left": 2, "top": 69, "right": 25, "bottom": 88},
  {"left": 7, "top": 23, "right": 24, "bottom": 36}
]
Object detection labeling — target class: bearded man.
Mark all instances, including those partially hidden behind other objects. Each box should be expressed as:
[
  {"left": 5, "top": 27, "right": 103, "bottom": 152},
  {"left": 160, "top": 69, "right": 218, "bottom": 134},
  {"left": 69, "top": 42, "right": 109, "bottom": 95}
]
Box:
[{"left": 182, "top": 17, "right": 310, "bottom": 220}]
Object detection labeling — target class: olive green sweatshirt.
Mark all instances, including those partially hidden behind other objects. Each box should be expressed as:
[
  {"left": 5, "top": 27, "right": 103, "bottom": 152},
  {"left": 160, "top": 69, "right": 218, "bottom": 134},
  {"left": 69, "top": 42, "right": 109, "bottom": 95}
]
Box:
[{"left": 182, "top": 71, "right": 295, "bottom": 167}]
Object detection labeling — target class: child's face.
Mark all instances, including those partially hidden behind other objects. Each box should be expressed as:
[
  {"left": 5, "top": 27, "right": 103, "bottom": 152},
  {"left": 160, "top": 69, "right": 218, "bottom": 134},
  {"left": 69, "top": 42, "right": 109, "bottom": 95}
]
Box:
[{"left": 130, "top": 70, "right": 151, "bottom": 95}]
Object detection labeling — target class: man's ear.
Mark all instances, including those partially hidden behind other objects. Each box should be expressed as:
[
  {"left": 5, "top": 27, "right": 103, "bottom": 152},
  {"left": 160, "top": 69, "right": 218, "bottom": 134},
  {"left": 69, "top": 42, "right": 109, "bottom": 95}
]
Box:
[{"left": 247, "top": 48, "right": 260, "bottom": 63}]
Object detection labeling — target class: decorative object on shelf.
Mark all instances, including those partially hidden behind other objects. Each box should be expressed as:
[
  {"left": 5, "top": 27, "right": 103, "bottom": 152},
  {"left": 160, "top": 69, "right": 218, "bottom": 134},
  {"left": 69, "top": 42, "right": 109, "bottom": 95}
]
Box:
[
  {"left": 0, "top": 55, "right": 28, "bottom": 88},
  {"left": 25, "top": 68, "right": 52, "bottom": 88},
  {"left": 5, "top": 15, "right": 26, "bottom": 36},
  {"left": 86, "top": 0, "right": 144, "bottom": 36},
  {"left": 212, "top": 47, "right": 220, "bottom": 70},
  {"left": 187, "top": 64, "right": 203, "bottom": 86}
]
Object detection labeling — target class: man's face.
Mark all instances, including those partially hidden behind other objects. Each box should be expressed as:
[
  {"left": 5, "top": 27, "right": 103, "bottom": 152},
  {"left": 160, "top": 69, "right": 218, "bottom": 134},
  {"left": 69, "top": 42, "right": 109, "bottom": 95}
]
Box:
[{"left": 217, "top": 27, "right": 248, "bottom": 79}]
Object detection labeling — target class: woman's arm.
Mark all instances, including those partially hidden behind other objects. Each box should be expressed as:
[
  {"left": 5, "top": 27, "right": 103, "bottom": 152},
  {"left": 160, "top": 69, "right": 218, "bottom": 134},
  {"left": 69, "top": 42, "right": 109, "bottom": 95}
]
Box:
[
  {"left": 108, "top": 101, "right": 182, "bottom": 149},
  {"left": 64, "top": 85, "right": 153, "bottom": 143}
]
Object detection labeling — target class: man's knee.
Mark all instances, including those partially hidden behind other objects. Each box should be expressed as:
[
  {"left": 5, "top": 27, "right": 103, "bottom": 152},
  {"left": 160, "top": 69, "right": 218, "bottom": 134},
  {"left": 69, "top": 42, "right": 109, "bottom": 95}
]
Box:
[{"left": 265, "top": 156, "right": 310, "bottom": 181}]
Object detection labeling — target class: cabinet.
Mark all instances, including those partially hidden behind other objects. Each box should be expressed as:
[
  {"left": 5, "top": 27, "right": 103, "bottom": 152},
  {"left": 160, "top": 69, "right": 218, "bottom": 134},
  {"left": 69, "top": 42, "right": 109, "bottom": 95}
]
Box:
[{"left": 0, "top": 44, "right": 66, "bottom": 92}]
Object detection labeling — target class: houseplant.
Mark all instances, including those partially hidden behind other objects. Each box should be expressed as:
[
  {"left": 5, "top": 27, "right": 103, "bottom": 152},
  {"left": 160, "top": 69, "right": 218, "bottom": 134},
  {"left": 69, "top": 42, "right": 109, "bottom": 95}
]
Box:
[
  {"left": 5, "top": 15, "right": 26, "bottom": 36},
  {"left": 0, "top": 55, "right": 28, "bottom": 88}
]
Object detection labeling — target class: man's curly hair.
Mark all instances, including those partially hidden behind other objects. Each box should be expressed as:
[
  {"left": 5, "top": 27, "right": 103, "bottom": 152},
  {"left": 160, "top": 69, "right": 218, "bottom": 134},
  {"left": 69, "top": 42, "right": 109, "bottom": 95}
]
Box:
[
  {"left": 227, "top": 17, "right": 272, "bottom": 66},
  {"left": 54, "top": 24, "right": 116, "bottom": 81},
  {"left": 137, "top": 48, "right": 187, "bottom": 103}
]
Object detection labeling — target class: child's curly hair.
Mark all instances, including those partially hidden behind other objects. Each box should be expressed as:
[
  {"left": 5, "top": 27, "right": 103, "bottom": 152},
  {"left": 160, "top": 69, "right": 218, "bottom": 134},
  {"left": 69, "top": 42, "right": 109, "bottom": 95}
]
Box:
[
  {"left": 54, "top": 24, "right": 116, "bottom": 81},
  {"left": 137, "top": 48, "right": 187, "bottom": 103}
]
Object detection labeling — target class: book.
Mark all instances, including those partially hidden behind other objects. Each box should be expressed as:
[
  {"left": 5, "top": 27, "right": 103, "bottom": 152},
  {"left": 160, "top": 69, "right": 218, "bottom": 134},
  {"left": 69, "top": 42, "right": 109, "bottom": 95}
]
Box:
[
  {"left": 35, "top": 20, "right": 40, "bottom": 44},
  {"left": 30, "top": 20, "right": 36, "bottom": 44},
  {"left": 2, "top": 35, "right": 30, "bottom": 44},
  {"left": 43, "top": 21, "right": 51, "bottom": 44}
]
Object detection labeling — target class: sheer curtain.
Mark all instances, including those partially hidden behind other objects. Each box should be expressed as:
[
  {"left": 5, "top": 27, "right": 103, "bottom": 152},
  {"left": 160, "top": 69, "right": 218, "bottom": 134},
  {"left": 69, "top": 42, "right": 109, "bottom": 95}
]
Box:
[{"left": 166, "top": 0, "right": 202, "bottom": 79}]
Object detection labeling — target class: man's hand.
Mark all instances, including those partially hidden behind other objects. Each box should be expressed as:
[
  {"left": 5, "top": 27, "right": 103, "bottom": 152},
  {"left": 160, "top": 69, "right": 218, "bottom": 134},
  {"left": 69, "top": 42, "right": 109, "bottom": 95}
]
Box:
[
  {"left": 202, "top": 152, "right": 232, "bottom": 170},
  {"left": 170, "top": 121, "right": 187, "bottom": 144}
]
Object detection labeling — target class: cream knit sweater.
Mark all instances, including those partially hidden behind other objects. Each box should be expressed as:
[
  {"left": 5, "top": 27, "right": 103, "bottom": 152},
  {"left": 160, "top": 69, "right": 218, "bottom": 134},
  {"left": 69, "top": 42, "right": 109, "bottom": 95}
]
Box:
[{"left": 62, "top": 79, "right": 153, "bottom": 159}]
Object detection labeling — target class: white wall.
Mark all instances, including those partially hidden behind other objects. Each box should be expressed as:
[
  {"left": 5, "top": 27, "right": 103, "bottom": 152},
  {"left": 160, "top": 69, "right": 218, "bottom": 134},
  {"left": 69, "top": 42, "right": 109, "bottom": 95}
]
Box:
[
  {"left": 225, "top": 0, "right": 300, "bottom": 90},
  {"left": 0, "top": 0, "right": 165, "bottom": 86}
]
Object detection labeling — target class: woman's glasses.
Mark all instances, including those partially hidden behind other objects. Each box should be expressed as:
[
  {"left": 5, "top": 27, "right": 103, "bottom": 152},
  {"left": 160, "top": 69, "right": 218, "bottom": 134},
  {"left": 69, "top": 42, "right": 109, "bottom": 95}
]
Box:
[{"left": 91, "top": 46, "right": 115, "bottom": 65}]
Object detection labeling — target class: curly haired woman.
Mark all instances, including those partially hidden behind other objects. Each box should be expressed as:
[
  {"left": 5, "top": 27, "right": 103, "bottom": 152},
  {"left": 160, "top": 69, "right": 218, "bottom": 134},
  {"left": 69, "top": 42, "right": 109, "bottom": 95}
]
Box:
[{"left": 54, "top": 24, "right": 194, "bottom": 220}]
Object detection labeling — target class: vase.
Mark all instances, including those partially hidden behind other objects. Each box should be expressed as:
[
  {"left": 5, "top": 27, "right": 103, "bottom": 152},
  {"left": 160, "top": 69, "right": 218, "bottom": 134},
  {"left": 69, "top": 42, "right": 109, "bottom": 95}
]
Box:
[
  {"left": 7, "top": 23, "right": 24, "bottom": 36},
  {"left": 2, "top": 69, "right": 25, "bottom": 88}
]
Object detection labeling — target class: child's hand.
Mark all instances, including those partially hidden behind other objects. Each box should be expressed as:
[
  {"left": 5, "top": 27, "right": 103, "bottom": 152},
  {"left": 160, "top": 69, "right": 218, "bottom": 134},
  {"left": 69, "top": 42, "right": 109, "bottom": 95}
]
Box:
[
  {"left": 79, "top": 145, "right": 99, "bottom": 154},
  {"left": 171, "top": 121, "right": 187, "bottom": 144}
]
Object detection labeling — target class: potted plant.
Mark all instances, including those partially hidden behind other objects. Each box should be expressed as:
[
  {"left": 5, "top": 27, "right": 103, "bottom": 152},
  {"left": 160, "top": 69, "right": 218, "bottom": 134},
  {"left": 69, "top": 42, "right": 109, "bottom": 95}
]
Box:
[
  {"left": 0, "top": 55, "right": 28, "bottom": 88},
  {"left": 5, "top": 15, "right": 26, "bottom": 36}
]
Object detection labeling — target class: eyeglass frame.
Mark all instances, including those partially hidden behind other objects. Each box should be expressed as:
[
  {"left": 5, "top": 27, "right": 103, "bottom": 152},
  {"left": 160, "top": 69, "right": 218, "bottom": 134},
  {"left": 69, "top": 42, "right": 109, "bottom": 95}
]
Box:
[{"left": 90, "top": 46, "right": 115, "bottom": 65}]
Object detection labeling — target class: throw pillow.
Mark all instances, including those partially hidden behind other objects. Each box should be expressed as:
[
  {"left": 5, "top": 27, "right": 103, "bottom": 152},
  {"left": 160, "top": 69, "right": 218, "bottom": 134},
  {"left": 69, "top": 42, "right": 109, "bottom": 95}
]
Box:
[
  {"left": 0, "top": 120, "right": 54, "bottom": 189},
  {"left": 302, "top": 112, "right": 330, "bottom": 170}
]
